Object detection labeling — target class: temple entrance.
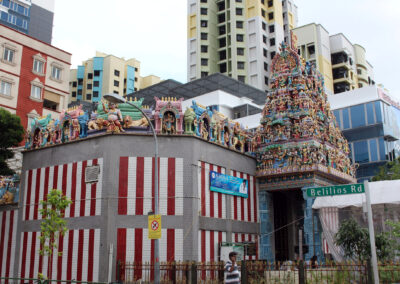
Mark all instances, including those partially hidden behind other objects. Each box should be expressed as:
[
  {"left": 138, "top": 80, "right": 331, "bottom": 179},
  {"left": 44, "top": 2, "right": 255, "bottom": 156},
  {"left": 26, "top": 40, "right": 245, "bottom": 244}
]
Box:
[{"left": 272, "top": 189, "right": 304, "bottom": 261}]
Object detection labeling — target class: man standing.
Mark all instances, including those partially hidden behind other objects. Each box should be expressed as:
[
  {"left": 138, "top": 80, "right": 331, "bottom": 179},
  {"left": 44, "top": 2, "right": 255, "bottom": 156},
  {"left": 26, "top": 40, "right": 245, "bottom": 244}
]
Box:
[{"left": 225, "top": 251, "right": 240, "bottom": 283}]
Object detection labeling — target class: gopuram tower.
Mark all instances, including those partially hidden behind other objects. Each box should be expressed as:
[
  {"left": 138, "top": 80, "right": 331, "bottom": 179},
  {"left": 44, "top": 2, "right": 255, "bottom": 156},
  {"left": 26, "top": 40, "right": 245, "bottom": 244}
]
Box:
[{"left": 255, "top": 34, "right": 356, "bottom": 262}]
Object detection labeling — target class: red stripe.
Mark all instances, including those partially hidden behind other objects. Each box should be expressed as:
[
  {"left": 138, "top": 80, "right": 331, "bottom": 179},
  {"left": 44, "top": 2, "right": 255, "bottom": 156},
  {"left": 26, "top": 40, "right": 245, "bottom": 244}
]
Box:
[
  {"left": 167, "top": 158, "right": 175, "bottom": 215},
  {"left": 217, "top": 166, "right": 222, "bottom": 218},
  {"left": 118, "top": 157, "right": 129, "bottom": 215},
  {"left": 240, "top": 173, "right": 245, "bottom": 221},
  {"left": 5, "top": 211, "right": 14, "bottom": 278},
  {"left": 29, "top": 232, "right": 36, "bottom": 279},
  {"left": 209, "top": 164, "right": 214, "bottom": 218},
  {"left": 116, "top": 229, "right": 127, "bottom": 281},
  {"left": 70, "top": 163, "right": 77, "bottom": 217},
  {"left": 201, "top": 230, "right": 206, "bottom": 279},
  {"left": 232, "top": 171, "right": 238, "bottom": 220},
  {"left": 248, "top": 234, "right": 252, "bottom": 260},
  {"left": 20, "top": 232, "right": 28, "bottom": 279},
  {"left": 80, "top": 161, "right": 87, "bottom": 217},
  {"left": 210, "top": 230, "right": 215, "bottom": 261},
  {"left": 136, "top": 157, "right": 144, "bottom": 215},
  {"left": 76, "top": 229, "right": 84, "bottom": 281},
  {"left": 66, "top": 230, "right": 74, "bottom": 281},
  {"left": 150, "top": 239, "right": 155, "bottom": 281},
  {"left": 235, "top": 233, "right": 238, "bottom": 242},
  {"left": 201, "top": 162, "right": 206, "bottom": 216},
  {"left": 61, "top": 164, "right": 68, "bottom": 216},
  {"left": 43, "top": 167, "right": 50, "bottom": 202},
  {"left": 25, "top": 170, "right": 33, "bottom": 220},
  {"left": 90, "top": 159, "right": 98, "bottom": 216},
  {"left": 53, "top": 165, "right": 59, "bottom": 190},
  {"left": 134, "top": 228, "right": 143, "bottom": 280},
  {"left": 167, "top": 229, "right": 175, "bottom": 262},
  {"left": 38, "top": 232, "right": 44, "bottom": 280},
  {"left": 247, "top": 175, "right": 251, "bottom": 222},
  {"left": 56, "top": 233, "right": 64, "bottom": 281},
  {"left": 33, "top": 169, "right": 41, "bottom": 220},
  {"left": 253, "top": 177, "right": 257, "bottom": 222},
  {"left": 0, "top": 211, "right": 6, "bottom": 276},
  {"left": 87, "top": 229, "right": 95, "bottom": 282}
]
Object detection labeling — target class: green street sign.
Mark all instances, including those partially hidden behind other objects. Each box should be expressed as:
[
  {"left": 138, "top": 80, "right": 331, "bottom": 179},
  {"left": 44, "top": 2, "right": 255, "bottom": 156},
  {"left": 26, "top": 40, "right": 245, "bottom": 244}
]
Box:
[{"left": 306, "top": 183, "right": 365, "bottom": 197}]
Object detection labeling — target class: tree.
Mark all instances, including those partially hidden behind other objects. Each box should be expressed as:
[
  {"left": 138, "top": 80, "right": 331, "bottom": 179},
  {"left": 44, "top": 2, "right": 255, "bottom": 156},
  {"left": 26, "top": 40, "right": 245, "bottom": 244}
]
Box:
[
  {"left": 335, "top": 219, "right": 394, "bottom": 261},
  {"left": 372, "top": 157, "right": 400, "bottom": 181},
  {"left": 386, "top": 220, "right": 400, "bottom": 256},
  {"left": 0, "top": 108, "right": 24, "bottom": 175},
  {"left": 39, "top": 189, "right": 72, "bottom": 281}
]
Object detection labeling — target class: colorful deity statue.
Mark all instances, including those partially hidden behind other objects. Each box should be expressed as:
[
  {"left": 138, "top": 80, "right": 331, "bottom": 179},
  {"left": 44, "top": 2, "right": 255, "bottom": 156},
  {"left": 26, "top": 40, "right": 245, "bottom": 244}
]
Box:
[{"left": 101, "top": 100, "right": 124, "bottom": 133}]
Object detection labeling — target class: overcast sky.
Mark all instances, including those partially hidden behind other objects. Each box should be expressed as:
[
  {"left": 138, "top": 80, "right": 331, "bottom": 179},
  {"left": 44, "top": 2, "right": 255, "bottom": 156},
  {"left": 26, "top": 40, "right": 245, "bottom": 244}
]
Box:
[{"left": 52, "top": 0, "right": 400, "bottom": 99}]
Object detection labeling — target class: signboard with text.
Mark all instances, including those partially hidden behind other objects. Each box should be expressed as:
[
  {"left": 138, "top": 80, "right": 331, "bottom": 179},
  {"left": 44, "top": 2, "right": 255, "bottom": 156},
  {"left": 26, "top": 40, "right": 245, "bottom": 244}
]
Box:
[
  {"left": 209, "top": 171, "right": 248, "bottom": 198},
  {"left": 306, "top": 183, "right": 365, "bottom": 198}
]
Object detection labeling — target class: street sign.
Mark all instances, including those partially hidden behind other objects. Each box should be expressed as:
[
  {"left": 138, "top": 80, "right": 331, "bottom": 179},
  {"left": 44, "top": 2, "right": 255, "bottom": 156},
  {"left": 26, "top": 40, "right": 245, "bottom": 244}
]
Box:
[
  {"left": 148, "top": 214, "right": 161, "bottom": 239},
  {"left": 306, "top": 183, "right": 364, "bottom": 197}
]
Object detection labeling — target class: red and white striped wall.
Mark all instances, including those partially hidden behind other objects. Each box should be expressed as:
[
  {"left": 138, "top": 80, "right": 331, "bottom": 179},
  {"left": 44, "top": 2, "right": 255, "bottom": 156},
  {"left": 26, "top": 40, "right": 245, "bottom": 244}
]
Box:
[
  {"left": 198, "top": 162, "right": 227, "bottom": 219},
  {"left": 320, "top": 207, "right": 339, "bottom": 254},
  {"left": 118, "top": 157, "right": 184, "bottom": 216},
  {"left": 198, "top": 230, "right": 227, "bottom": 262},
  {"left": 231, "top": 232, "right": 259, "bottom": 260},
  {"left": 117, "top": 228, "right": 184, "bottom": 264},
  {"left": 23, "top": 158, "right": 103, "bottom": 221},
  {"left": 0, "top": 210, "right": 18, "bottom": 279},
  {"left": 19, "top": 229, "right": 101, "bottom": 282},
  {"left": 230, "top": 170, "right": 258, "bottom": 223}
]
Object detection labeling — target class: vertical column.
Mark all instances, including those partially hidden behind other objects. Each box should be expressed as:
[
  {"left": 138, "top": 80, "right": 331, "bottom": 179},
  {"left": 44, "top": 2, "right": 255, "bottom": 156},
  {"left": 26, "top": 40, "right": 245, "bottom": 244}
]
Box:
[
  {"left": 259, "top": 190, "right": 274, "bottom": 261},
  {"left": 302, "top": 188, "right": 323, "bottom": 262}
]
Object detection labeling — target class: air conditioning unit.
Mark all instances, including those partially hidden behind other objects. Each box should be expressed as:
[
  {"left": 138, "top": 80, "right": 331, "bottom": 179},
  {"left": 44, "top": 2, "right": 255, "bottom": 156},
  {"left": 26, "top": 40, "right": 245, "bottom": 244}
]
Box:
[{"left": 85, "top": 165, "right": 100, "bottom": 183}]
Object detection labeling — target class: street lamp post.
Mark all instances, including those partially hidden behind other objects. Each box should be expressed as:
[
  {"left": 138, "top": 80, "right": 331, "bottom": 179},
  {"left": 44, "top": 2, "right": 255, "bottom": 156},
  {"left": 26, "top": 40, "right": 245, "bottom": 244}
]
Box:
[{"left": 103, "top": 94, "right": 160, "bottom": 283}]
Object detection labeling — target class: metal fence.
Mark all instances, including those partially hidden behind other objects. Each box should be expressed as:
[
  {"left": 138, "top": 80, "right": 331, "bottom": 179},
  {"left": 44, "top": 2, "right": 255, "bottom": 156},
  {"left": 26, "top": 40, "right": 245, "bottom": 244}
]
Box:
[
  {"left": 119, "top": 260, "right": 400, "bottom": 284},
  {"left": 0, "top": 277, "right": 106, "bottom": 284}
]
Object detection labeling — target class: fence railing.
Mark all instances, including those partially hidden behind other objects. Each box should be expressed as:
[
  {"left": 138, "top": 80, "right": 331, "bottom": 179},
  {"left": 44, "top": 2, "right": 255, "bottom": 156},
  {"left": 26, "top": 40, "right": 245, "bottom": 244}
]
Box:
[
  {"left": 119, "top": 260, "right": 400, "bottom": 284},
  {"left": 0, "top": 277, "right": 106, "bottom": 284}
]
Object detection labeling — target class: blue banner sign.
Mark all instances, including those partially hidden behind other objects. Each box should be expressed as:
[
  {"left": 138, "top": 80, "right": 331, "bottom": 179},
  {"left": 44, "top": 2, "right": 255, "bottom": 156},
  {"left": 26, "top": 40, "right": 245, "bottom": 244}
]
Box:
[{"left": 209, "top": 171, "right": 248, "bottom": 198}]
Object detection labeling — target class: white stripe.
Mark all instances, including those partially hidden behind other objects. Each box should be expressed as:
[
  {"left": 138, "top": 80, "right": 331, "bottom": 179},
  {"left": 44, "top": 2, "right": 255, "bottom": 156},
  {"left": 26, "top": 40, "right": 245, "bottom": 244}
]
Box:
[
  {"left": 71, "top": 230, "right": 79, "bottom": 280},
  {"left": 175, "top": 158, "right": 184, "bottom": 216},
  {"left": 18, "top": 231, "right": 24, "bottom": 276},
  {"left": 142, "top": 229, "right": 151, "bottom": 262},
  {"left": 96, "top": 158, "right": 103, "bottom": 216},
  {"left": 65, "top": 163, "right": 73, "bottom": 217},
  {"left": 1, "top": 211, "right": 8, "bottom": 274},
  {"left": 175, "top": 229, "right": 183, "bottom": 261},
  {"left": 127, "top": 157, "right": 137, "bottom": 215},
  {"left": 93, "top": 229, "right": 100, "bottom": 282},
  {"left": 48, "top": 165, "right": 54, "bottom": 192},
  {"left": 205, "top": 163, "right": 210, "bottom": 217},
  {"left": 205, "top": 230, "right": 210, "bottom": 262},
  {"left": 85, "top": 160, "right": 92, "bottom": 217},
  {"left": 29, "top": 169, "right": 37, "bottom": 220},
  {"left": 74, "top": 162, "right": 82, "bottom": 217},
  {"left": 51, "top": 233, "right": 57, "bottom": 280},
  {"left": 198, "top": 230, "right": 201, "bottom": 262},
  {"left": 143, "top": 157, "right": 153, "bottom": 216},
  {"left": 82, "top": 229, "right": 89, "bottom": 281},
  {"left": 38, "top": 167, "right": 45, "bottom": 219},
  {"left": 221, "top": 167, "right": 226, "bottom": 219},
  {"left": 23, "top": 172, "right": 29, "bottom": 220},
  {"left": 126, "top": 228, "right": 135, "bottom": 263},
  {"left": 9, "top": 211, "right": 18, "bottom": 277},
  {"left": 61, "top": 231, "right": 69, "bottom": 280},
  {"left": 197, "top": 161, "right": 202, "bottom": 217},
  {"left": 159, "top": 158, "right": 168, "bottom": 216},
  {"left": 25, "top": 232, "right": 32, "bottom": 278},
  {"left": 160, "top": 229, "right": 167, "bottom": 262},
  {"left": 57, "top": 164, "right": 63, "bottom": 191},
  {"left": 33, "top": 232, "right": 40, "bottom": 278}
]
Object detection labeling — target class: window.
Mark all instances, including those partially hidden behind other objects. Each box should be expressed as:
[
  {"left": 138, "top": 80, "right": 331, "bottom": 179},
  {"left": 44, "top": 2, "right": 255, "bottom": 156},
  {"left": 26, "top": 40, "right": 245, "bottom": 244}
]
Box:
[
  {"left": 357, "top": 69, "right": 362, "bottom": 75},
  {"left": 88, "top": 73, "right": 93, "bottom": 79},
  {"left": 201, "top": 45, "right": 208, "bottom": 53},
  {"left": 201, "top": 58, "right": 208, "bottom": 66},
  {"left": 219, "top": 38, "right": 226, "bottom": 47},
  {"left": 201, "top": 8, "right": 207, "bottom": 15},
  {"left": 94, "top": 70, "right": 100, "bottom": 76},
  {"left": 43, "top": 99, "right": 58, "bottom": 111},
  {"left": 218, "top": 2, "right": 225, "bottom": 11},
  {"left": 236, "top": 34, "right": 244, "bottom": 42},
  {"left": 77, "top": 89, "right": 82, "bottom": 96},
  {"left": 3, "top": 47, "right": 15, "bottom": 63},
  {"left": 72, "top": 81, "right": 77, "bottom": 87},
  {"left": 270, "top": 51, "right": 276, "bottom": 59},
  {"left": 87, "top": 83, "right": 92, "bottom": 90},
  {"left": 375, "top": 101, "right": 383, "bottom": 123},
  {"left": 268, "top": 0, "right": 273, "bottom": 7},
  {"left": 0, "top": 80, "right": 11, "bottom": 96},
  {"left": 201, "top": 72, "right": 208, "bottom": 78},
  {"left": 114, "top": 80, "right": 119, "bottom": 87},
  {"left": 366, "top": 102, "right": 375, "bottom": 125},
  {"left": 86, "top": 94, "right": 92, "bottom": 100},
  {"left": 94, "top": 81, "right": 100, "bottom": 87},
  {"left": 201, "top": 20, "right": 208, "bottom": 27},
  {"left": 261, "top": 9, "right": 266, "bottom": 17},
  {"left": 369, "top": 139, "right": 378, "bottom": 162},
  {"left": 358, "top": 83, "right": 363, "bottom": 88},
  {"left": 236, "top": 0, "right": 242, "bottom": 2},
  {"left": 219, "top": 63, "right": 227, "bottom": 73},
  {"left": 236, "top": 8, "right": 243, "bottom": 15},
  {"left": 31, "top": 85, "right": 42, "bottom": 99},
  {"left": 219, "top": 25, "right": 226, "bottom": 35},
  {"left": 33, "top": 59, "right": 44, "bottom": 74},
  {"left": 93, "top": 91, "right": 99, "bottom": 97},
  {"left": 342, "top": 108, "right": 350, "bottom": 129},
  {"left": 263, "top": 35, "right": 267, "bottom": 43},
  {"left": 201, "top": 33, "right": 208, "bottom": 40},
  {"left": 354, "top": 140, "right": 369, "bottom": 163},
  {"left": 114, "top": 70, "right": 120, "bottom": 77},
  {"left": 201, "top": 0, "right": 207, "bottom": 2},
  {"left": 237, "top": 48, "right": 244, "bottom": 55},
  {"left": 261, "top": 0, "right": 265, "bottom": 4},
  {"left": 264, "top": 62, "right": 268, "bottom": 71},
  {"left": 219, "top": 50, "right": 226, "bottom": 60},
  {"left": 72, "top": 91, "right": 77, "bottom": 97},
  {"left": 268, "top": 12, "right": 274, "bottom": 20},
  {"left": 237, "top": 61, "right": 245, "bottom": 69},
  {"left": 307, "top": 45, "right": 315, "bottom": 55},
  {"left": 135, "top": 77, "right": 138, "bottom": 82},
  {"left": 265, "top": 76, "right": 269, "bottom": 85},
  {"left": 218, "top": 14, "right": 225, "bottom": 23},
  {"left": 236, "top": 21, "right": 243, "bottom": 28},
  {"left": 350, "top": 104, "right": 366, "bottom": 128},
  {"left": 262, "top": 22, "right": 266, "bottom": 30},
  {"left": 270, "top": 38, "right": 275, "bottom": 46},
  {"left": 78, "top": 78, "right": 83, "bottom": 85},
  {"left": 263, "top": 48, "right": 267, "bottom": 57},
  {"left": 238, "top": 75, "right": 245, "bottom": 83},
  {"left": 269, "top": 25, "right": 274, "bottom": 33},
  {"left": 51, "top": 65, "right": 62, "bottom": 80}
]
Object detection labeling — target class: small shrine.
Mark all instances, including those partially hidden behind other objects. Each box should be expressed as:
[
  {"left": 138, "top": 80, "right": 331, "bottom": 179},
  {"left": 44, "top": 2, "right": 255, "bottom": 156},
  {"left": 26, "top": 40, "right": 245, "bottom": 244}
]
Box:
[
  {"left": 255, "top": 33, "right": 356, "bottom": 262},
  {"left": 154, "top": 96, "right": 184, "bottom": 134}
]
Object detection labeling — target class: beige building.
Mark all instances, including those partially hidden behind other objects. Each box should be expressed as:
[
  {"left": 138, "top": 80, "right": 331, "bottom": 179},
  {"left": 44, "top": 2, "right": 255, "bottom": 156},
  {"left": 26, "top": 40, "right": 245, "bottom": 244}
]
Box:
[
  {"left": 293, "top": 23, "right": 375, "bottom": 95},
  {"left": 69, "top": 52, "right": 162, "bottom": 103}
]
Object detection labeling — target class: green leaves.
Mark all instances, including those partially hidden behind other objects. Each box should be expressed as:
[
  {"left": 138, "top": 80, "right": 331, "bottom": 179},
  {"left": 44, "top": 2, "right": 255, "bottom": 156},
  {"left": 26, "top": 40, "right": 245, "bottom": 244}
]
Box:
[{"left": 372, "top": 157, "right": 400, "bottom": 181}]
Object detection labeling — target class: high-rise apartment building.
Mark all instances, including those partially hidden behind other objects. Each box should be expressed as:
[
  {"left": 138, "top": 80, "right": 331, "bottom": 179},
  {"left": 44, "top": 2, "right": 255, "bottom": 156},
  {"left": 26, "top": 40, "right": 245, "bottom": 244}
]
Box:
[
  {"left": 69, "top": 52, "right": 162, "bottom": 103},
  {"left": 292, "top": 23, "right": 375, "bottom": 95},
  {"left": 187, "top": 0, "right": 297, "bottom": 93},
  {"left": 0, "top": 0, "right": 54, "bottom": 44}
]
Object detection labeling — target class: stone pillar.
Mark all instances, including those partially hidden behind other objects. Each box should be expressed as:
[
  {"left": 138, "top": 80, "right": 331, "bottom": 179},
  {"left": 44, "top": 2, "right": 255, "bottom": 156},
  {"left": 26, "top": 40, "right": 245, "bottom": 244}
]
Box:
[
  {"left": 259, "top": 190, "right": 275, "bottom": 261},
  {"left": 302, "top": 188, "right": 324, "bottom": 262}
]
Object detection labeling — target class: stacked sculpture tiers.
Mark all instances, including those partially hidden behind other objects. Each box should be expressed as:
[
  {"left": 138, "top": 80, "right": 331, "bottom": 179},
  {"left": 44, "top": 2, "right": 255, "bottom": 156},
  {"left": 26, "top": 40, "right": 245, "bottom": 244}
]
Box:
[
  {"left": 255, "top": 40, "right": 356, "bottom": 182},
  {"left": 24, "top": 97, "right": 255, "bottom": 154}
]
